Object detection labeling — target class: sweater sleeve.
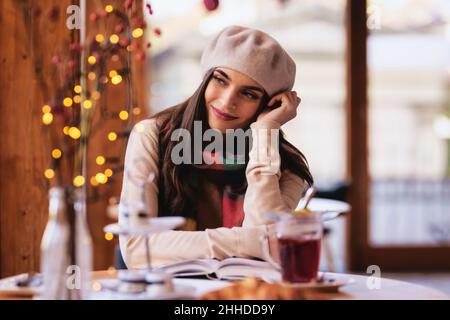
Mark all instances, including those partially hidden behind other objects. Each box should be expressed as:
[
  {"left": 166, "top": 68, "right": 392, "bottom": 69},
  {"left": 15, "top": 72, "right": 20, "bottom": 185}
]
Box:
[
  {"left": 243, "top": 120, "right": 308, "bottom": 226},
  {"left": 118, "top": 118, "right": 269, "bottom": 269}
]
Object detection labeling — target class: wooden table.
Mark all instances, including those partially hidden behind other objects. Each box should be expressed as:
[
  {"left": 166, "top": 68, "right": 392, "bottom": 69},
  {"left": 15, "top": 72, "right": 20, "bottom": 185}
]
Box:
[{"left": 1, "top": 270, "right": 449, "bottom": 300}]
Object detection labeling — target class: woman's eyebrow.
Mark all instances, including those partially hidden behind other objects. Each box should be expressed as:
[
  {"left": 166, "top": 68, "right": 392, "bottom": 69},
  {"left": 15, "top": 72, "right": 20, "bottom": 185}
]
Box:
[
  {"left": 215, "top": 69, "right": 264, "bottom": 94},
  {"left": 242, "top": 85, "right": 264, "bottom": 94}
]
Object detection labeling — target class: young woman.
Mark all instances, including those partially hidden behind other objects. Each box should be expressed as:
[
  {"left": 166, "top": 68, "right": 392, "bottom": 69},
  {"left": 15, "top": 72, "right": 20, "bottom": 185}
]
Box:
[{"left": 119, "top": 25, "right": 313, "bottom": 268}]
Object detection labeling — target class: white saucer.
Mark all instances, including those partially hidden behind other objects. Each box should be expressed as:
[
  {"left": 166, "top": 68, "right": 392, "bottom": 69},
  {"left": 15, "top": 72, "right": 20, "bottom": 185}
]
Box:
[
  {"left": 91, "top": 278, "right": 196, "bottom": 300},
  {"left": 279, "top": 273, "right": 355, "bottom": 292},
  {"left": 104, "top": 216, "right": 186, "bottom": 236}
]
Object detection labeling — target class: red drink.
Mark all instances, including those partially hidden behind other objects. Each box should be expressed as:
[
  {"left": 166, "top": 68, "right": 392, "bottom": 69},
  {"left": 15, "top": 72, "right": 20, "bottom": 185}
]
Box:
[{"left": 278, "top": 237, "right": 321, "bottom": 283}]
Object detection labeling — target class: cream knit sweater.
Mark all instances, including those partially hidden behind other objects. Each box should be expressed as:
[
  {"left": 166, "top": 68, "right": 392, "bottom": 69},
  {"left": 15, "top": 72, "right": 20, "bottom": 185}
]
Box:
[{"left": 119, "top": 117, "right": 307, "bottom": 268}]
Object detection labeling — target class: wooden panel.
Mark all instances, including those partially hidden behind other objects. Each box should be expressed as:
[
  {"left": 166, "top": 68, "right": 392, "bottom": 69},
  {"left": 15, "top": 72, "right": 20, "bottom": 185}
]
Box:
[
  {"left": 0, "top": 0, "right": 148, "bottom": 277},
  {"left": 0, "top": 0, "right": 76, "bottom": 277}
]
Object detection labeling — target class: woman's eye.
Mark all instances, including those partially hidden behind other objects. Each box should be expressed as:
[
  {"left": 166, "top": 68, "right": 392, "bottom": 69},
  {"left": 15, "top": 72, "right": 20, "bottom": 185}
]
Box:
[
  {"left": 243, "top": 92, "right": 258, "bottom": 100},
  {"left": 213, "top": 76, "right": 226, "bottom": 85}
]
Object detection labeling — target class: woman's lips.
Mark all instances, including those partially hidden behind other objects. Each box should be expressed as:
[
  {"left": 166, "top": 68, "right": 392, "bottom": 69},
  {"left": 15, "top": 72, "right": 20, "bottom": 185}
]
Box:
[{"left": 211, "top": 106, "right": 238, "bottom": 121}]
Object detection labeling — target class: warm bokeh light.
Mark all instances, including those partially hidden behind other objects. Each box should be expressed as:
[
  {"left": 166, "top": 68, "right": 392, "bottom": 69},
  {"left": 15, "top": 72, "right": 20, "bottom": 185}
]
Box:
[
  {"left": 51, "top": 148, "right": 62, "bottom": 159},
  {"left": 63, "top": 126, "right": 70, "bottom": 135},
  {"left": 73, "top": 95, "right": 81, "bottom": 104},
  {"left": 104, "top": 232, "right": 114, "bottom": 241},
  {"left": 74, "top": 85, "right": 82, "bottom": 94},
  {"left": 111, "top": 75, "right": 122, "bottom": 85},
  {"left": 95, "top": 34, "right": 105, "bottom": 43},
  {"left": 132, "top": 107, "right": 141, "bottom": 116},
  {"left": 107, "top": 132, "right": 117, "bottom": 141},
  {"left": 96, "top": 156, "right": 105, "bottom": 165},
  {"left": 42, "top": 105, "right": 51, "bottom": 114},
  {"left": 132, "top": 28, "right": 144, "bottom": 38},
  {"left": 92, "top": 91, "right": 101, "bottom": 100},
  {"left": 63, "top": 97, "right": 73, "bottom": 107},
  {"left": 69, "top": 127, "right": 81, "bottom": 140},
  {"left": 88, "top": 72, "right": 96, "bottom": 80},
  {"left": 105, "top": 5, "right": 113, "bottom": 13},
  {"left": 83, "top": 100, "right": 93, "bottom": 109},
  {"left": 95, "top": 172, "right": 108, "bottom": 184},
  {"left": 119, "top": 110, "right": 129, "bottom": 120},
  {"left": 88, "top": 55, "right": 97, "bottom": 65},
  {"left": 90, "top": 176, "right": 99, "bottom": 186},
  {"left": 109, "top": 70, "right": 118, "bottom": 78},
  {"left": 110, "top": 34, "right": 119, "bottom": 44},
  {"left": 42, "top": 113, "right": 53, "bottom": 125},
  {"left": 104, "top": 169, "right": 113, "bottom": 177},
  {"left": 73, "top": 175, "right": 85, "bottom": 187},
  {"left": 44, "top": 169, "right": 55, "bottom": 179}
]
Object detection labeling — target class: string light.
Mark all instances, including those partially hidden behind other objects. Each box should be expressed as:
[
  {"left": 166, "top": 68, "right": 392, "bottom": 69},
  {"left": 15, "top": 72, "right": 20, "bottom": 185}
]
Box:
[
  {"left": 95, "top": 172, "right": 108, "bottom": 184},
  {"left": 104, "top": 169, "right": 113, "bottom": 177},
  {"left": 108, "top": 132, "right": 117, "bottom": 141},
  {"left": 109, "top": 70, "right": 118, "bottom": 78},
  {"left": 74, "top": 85, "right": 82, "bottom": 94},
  {"left": 132, "top": 28, "right": 144, "bottom": 38},
  {"left": 96, "top": 156, "right": 105, "bottom": 165},
  {"left": 92, "top": 91, "right": 101, "bottom": 100},
  {"left": 42, "top": 113, "right": 53, "bottom": 125},
  {"left": 132, "top": 107, "right": 141, "bottom": 115},
  {"left": 95, "top": 34, "right": 105, "bottom": 43},
  {"left": 119, "top": 110, "right": 128, "bottom": 120},
  {"left": 88, "top": 55, "right": 97, "bottom": 65},
  {"left": 63, "top": 97, "right": 73, "bottom": 107},
  {"left": 73, "top": 175, "right": 85, "bottom": 187},
  {"left": 105, "top": 5, "right": 113, "bottom": 13},
  {"left": 51, "top": 148, "right": 62, "bottom": 159},
  {"left": 44, "top": 169, "right": 55, "bottom": 179},
  {"left": 73, "top": 95, "right": 81, "bottom": 104},
  {"left": 88, "top": 72, "right": 96, "bottom": 80},
  {"left": 90, "top": 176, "right": 99, "bottom": 186},
  {"left": 111, "top": 75, "right": 122, "bottom": 85},
  {"left": 104, "top": 232, "right": 114, "bottom": 241},
  {"left": 42, "top": 105, "right": 51, "bottom": 114},
  {"left": 69, "top": 127, "right": 81, "bottom": 140},
  {"left": 63, "top": 126, "right": 70, "bottom": 135},
  {"left": 109, "top": 34, "right": 119, "bottom": 44},
  {"left": 83, "top": 100, "right": 93, "bottom": 109}
]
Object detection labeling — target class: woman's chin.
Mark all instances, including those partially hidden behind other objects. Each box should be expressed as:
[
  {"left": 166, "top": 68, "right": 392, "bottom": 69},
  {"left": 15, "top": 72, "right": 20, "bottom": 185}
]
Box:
[{"left": 208, "top": 118, "right": 241, "bottom": 132}]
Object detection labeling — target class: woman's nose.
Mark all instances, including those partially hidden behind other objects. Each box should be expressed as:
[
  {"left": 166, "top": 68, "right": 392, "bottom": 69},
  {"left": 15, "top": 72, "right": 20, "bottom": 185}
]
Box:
[{"left": 219, "top": 89, "right": 237, "bottom": 110}]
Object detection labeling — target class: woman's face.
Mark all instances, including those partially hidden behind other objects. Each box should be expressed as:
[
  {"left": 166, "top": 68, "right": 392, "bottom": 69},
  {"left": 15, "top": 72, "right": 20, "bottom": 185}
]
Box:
[{"left": 204, "top": 67, "right": 265, "bottom": 132}]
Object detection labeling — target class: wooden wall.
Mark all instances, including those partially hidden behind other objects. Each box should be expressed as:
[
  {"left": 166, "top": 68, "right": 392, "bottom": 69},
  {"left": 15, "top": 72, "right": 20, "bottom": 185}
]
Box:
[{"left": 0, "top": 0, "right": 148, "bottom": 277}]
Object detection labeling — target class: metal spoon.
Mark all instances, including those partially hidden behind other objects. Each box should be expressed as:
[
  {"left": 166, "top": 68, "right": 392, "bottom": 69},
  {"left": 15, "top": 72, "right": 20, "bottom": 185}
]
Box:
[{"left": 300, "top": 186, "right": 317, "bottom": 210}]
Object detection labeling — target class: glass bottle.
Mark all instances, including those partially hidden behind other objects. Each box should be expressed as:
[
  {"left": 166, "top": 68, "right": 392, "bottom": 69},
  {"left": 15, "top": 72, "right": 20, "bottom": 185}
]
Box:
[{"left": 40, "top": 187, "right": 70, "bottom": 299}]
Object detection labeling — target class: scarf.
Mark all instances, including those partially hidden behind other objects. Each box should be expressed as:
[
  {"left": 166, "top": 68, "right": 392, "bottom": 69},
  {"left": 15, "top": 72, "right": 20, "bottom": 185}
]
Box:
[{"left": 191, "top": 147, "right": 249, "bottom": 229}]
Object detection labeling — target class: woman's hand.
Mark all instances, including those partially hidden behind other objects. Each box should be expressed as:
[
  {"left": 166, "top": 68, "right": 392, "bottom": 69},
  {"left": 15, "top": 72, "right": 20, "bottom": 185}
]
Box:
[{"left": 257, "top": 91, "right": 301, "bottom": 126}]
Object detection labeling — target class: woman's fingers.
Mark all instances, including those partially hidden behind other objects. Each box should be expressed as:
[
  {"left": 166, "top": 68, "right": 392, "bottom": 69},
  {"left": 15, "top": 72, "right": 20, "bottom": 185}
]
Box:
[
  {"left": 268, "top": 91, "right": 300, "bottom": 108},
  {"left": 267, "top": 94, "right": 283, "bottom": 108}
]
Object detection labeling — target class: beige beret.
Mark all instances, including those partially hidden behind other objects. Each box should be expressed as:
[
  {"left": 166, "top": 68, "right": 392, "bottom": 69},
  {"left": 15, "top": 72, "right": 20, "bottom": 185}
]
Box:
[{"left": 200, "top": 25, "right": 296, "bottom": 97}]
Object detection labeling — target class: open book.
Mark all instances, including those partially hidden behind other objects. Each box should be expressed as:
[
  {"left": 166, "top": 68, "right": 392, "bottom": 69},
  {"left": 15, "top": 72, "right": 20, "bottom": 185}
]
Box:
[{"left": 154, "top": 258, "right": 281, "bottom": 283}]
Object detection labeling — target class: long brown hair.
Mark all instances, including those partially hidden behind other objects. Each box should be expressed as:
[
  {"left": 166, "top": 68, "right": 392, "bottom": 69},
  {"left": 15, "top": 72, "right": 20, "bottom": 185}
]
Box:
[{"left": 152, "top": 68, "right": 313, "bottom": 219}]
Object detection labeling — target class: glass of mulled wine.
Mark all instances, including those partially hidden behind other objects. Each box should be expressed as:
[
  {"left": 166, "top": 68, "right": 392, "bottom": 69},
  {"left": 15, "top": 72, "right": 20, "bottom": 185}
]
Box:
[{"left": 261, "top": 213, "right": 323, "bottom": 283}]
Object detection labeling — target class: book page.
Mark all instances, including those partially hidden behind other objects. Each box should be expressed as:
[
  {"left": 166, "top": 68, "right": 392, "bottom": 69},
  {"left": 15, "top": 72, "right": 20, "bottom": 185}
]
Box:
[
  {"left": 215, "top": 258, "right": 281, "bottom": 282},
  {"left": 155, "top": 259, "right": 221, "bottom": 277}
]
